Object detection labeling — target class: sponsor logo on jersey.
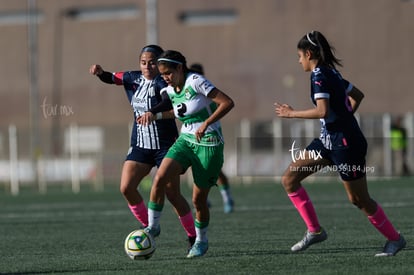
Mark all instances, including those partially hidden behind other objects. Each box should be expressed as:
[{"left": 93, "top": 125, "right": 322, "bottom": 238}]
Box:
[{"left": 185, "top": 88, "right": 192, "bottom": 100}]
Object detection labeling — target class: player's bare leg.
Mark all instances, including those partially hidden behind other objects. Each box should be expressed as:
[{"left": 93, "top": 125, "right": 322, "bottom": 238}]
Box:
[
  {"left": 217, "top": 170, "right": 234, "bottom": 213},
  {"left": 165, "top": 173, "right": 196, "bottom": 248},
  {"left": 343, "top": 177, "right": 406, "bottom": 256},
  {"left": 120, "top": 160, "right": 152, "bottom": 227},
  {"left": 146, "top": 158, "right": 195, "bottom": 243},
  {"left": 281, "top": 155, "right": 330, "bottom": 252}
]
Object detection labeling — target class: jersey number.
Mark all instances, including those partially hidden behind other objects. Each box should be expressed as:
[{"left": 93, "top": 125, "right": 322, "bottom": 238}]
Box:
[{"left": 177, "top": 103, "right": 187, "bottom": 117}]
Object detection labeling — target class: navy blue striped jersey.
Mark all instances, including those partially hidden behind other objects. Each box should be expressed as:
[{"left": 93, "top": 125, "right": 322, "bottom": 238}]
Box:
[
  {"left": 310, "top": 66, "right": 365, "bottom": 149},
  {"left": 112, "top": 71, "right": 178, "bottom": 149}
]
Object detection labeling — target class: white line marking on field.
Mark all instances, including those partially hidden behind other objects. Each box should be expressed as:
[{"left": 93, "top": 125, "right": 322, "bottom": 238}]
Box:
[{"left": 1, "top": 201, "right": 412, "bottom": 220}]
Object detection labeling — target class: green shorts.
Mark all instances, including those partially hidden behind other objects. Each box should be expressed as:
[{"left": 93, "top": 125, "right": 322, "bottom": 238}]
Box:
[{"left": 165, "top": 135, "right": 224, "bottom": 188}]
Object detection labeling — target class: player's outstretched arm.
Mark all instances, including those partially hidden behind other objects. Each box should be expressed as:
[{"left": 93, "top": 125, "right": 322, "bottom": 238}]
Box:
[
  {"left": 89, "top": 64, "right": 114, "bottom": 84},
  {"left": 136, "top": 110, "right": 175, "bottom": 125},
  {"left": 274, "top": 99, "right": 328, "bottom": 119},
  {"left": 89, "top": 64, "right": 103, "bottom": 75}
]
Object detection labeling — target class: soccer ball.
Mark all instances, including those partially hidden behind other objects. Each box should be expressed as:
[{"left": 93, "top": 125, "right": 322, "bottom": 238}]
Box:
[{"left": 124, "top": 229, "right": 156, "bottom": 260}]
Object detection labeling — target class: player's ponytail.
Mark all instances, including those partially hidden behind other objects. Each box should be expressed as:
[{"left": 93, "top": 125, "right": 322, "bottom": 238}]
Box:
[{"left": 297, "top": 31, "right": 342, "bottom": 69}]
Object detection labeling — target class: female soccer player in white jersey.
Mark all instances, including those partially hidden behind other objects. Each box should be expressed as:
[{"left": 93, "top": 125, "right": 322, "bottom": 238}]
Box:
[
  {"left": 189, "top": 63, "right": 235, "bottom": 214},
  {"left": 274, "top": 31, "right": 405, "bottom": 256},
  {"left": 89, "top": 45, "right": 196, "bottom": 247},
  {"left": 141, "top": 50, "right": 234, "bottom": 258}
]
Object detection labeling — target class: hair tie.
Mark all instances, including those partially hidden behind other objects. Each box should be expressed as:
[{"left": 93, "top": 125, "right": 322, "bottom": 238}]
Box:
[
  {"left": 157, "top": 58, "right": 183, "bottom": 65},
  {"left": 306, "top": 32, "right": 317, "bottom": 47}
]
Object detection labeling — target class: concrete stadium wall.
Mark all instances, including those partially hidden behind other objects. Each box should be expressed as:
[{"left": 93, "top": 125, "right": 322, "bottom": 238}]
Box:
[{"left": 0, "top": 0, "right": 413, "bottom": 186}]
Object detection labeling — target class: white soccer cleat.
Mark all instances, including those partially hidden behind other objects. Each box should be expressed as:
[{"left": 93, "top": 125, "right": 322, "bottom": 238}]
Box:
[{"left": 291, "top": 228, "right": 328, "bottom": 252}]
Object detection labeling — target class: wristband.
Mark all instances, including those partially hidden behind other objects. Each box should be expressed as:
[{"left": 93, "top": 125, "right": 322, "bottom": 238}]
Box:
[{"left": 155, "top": 112, "right": 162, "bottom": 120}]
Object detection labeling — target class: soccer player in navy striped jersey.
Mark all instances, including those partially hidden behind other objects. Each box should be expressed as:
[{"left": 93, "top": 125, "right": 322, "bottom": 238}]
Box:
[
  {"left": 89, "top": 45, "right": 196, "bottom": 247},
  {"left": 275, "top": 31, "right": 406, "bottom": 256}
]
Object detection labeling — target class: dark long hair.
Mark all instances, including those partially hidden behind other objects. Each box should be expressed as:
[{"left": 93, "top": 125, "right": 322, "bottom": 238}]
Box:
[
  {"left": 140, "top": 44, "right": 164, "bottom": 58},
  {"left": 189, "top": 63, "right": 204, "bottom": 75},
  {"left": 157, "top": 50, "right": 188, "bottom": 72},
  {"left": 297, "top": 31, "right": 342, "bottom": 69}
]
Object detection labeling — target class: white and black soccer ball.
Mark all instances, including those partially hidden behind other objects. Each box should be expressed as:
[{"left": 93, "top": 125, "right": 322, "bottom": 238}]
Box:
[{"left": 124, "top": 229, "right": 155, "bottom": 260}]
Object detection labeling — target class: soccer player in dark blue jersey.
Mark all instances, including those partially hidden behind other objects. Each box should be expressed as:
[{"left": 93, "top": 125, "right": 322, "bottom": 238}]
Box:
[
  {"left": 274, "top": 31, "right": 405, "bottom": 256},
  {"left": 89, "top": 45, "right": 196, "bottom": 246}
]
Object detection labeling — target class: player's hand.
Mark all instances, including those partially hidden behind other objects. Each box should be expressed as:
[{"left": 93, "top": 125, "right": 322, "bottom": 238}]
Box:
[
  {"left": 195, "top": 123, "right": 207, "bottom": 142},
  {"left": 136, "top": 112, "right": 154, "bottom": 126},
  {"left": 274, "top": 102, "right": 294, "bottom": 118},
  {"left": 89, "top": 64, "right": 103, "bottom": 75}
]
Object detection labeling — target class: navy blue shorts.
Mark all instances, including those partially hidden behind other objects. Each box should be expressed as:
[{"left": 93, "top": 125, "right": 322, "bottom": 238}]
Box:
[
  {"left": 125, "top": 146, "right": 169, "bottom": 167},
  {"left": 306, "top": 138, "right": 367, "bottom": 181}
]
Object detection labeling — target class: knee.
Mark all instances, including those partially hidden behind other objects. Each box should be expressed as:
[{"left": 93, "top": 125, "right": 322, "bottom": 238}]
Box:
[
  {"left": 348, "top": 196, "right": 375, "bottom": 211},
  {"left": 281, "top": 175, "right": 291, "bottom": 187},
  {"left": 120, "top": 182, "right": 133, "bottom": 196},
  {"left": 193, "top": 194, "right": 211, "bottom": 212},
  {"left": 281, "top": 174, "right": 297, "bottom": 193}
]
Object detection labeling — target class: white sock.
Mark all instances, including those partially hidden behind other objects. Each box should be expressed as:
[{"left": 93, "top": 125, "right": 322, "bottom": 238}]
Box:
[
  {"left": 148, "top": 208, "right": 161, "bottom": 229},
  {"left": 220, "top": 189, "right": 232, "bottom": 204},
  {"left": 196, "top": 226, "right": 208, "bottom": 243}
]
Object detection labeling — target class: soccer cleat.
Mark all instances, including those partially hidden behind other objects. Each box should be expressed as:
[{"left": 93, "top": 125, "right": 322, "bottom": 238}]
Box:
[
  {"left": 291, "top": 228, "right": 328, "bottom": 252},
  {"left": 224, "top": 199, "right": 234, "bottom": 214},
  {"left": 186, "top": 241, "right": 208, "bottom": 258},
  {"left": 143, "top": 225, "right": 161, "bottom": 238},
  {"left": 187, "top": 236, "right": 196, "bottom": 252},
  {"left": 375, "top": 234, "right": 406, "bottom": 257}
]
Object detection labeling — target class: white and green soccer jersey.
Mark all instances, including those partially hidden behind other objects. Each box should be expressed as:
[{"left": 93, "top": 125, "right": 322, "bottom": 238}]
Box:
[{"left": 161, "top": 73, "right": 224, "bottom": 146}]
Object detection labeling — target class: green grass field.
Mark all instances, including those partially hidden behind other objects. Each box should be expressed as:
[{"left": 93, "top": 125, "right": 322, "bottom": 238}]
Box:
[{"left": 1, "top": 177, "right": 413, "bottom": 275}]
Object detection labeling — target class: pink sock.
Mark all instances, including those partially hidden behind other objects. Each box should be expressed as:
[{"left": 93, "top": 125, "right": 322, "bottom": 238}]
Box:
[
  {"left": 178, "top": 211, "right": 196, "bottom": 237},
  {"left": 128, "top": 201, "right": 148, "bottom": 227},
  {"left": 288, "top": 187, "right": 321, "bottom": 232},
  {"left": 368, "top": 204, "right": 400, "bottom": 241}
]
